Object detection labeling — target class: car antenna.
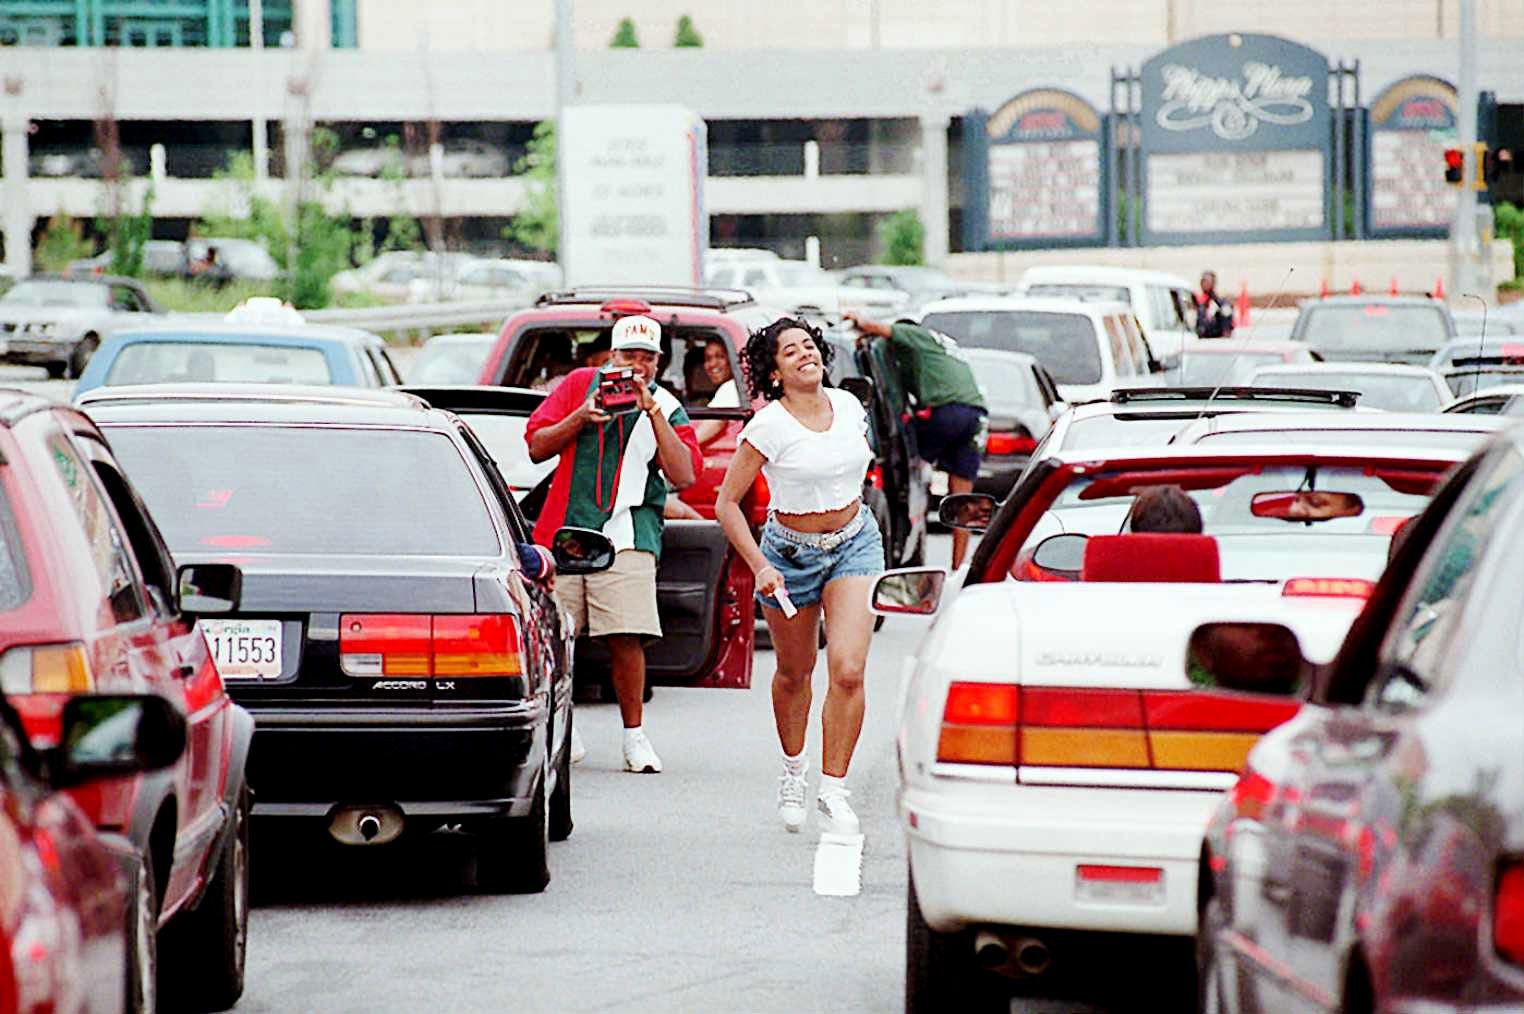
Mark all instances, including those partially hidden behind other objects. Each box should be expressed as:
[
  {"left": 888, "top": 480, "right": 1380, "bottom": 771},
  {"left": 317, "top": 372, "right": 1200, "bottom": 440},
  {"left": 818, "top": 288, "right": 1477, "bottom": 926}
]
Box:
[
  {"left": 1461, "top": 292, "right": 1488, "bottom": 403},
  {"left": 1191, "top": 266, "right": 1297, "bottom": 427}
]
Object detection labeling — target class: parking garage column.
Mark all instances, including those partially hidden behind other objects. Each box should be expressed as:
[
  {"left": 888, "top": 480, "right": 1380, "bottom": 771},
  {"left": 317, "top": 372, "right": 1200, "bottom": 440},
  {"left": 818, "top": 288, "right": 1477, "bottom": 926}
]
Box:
[
  {"left": 2, "top": 106, "right": 32, "bottom": 280},
  {"left": 918, "top": 112, "right": 950, "bottom": 265}
]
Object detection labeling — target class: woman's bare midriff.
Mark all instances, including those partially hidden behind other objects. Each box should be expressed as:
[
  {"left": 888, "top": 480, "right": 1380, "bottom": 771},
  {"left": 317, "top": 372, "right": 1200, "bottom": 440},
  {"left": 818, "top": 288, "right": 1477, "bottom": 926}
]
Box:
[{"left": 772, "top": 498, "right": 862, "bottom": 534}]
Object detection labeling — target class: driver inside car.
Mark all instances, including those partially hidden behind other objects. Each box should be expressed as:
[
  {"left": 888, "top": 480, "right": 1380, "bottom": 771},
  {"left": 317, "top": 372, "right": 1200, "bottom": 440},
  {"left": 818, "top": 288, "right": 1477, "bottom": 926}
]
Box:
[{"left": 1124, "top": 484, "right": 1203, "bottom": 534}]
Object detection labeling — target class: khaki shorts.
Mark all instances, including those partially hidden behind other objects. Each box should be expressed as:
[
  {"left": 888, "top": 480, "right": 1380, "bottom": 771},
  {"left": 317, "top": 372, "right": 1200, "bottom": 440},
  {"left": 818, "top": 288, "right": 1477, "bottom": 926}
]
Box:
[{"left": 555, "top": 549, "right": 661, "bottom": 639}]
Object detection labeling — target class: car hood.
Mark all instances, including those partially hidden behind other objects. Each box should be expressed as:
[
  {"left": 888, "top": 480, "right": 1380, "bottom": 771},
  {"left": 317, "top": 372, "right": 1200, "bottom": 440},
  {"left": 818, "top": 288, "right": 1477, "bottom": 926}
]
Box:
[{"left": 0, "top": 306, "right": 98, "bottom": 327}]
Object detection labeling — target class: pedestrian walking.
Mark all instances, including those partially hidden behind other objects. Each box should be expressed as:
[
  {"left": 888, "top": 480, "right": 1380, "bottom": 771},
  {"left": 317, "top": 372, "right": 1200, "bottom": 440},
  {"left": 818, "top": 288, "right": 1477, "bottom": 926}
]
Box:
[
  {"left": 525, "top": 314, "right": 703, "bottom": 773},
  {"left": 714, "top": 317, "right": 883, "bottom": 835},
  {"left": 1195, "top": 270, "right": 1235, "bottom": 338},
  {"left": 843, "top": 310, "right": 987, "bottom": 570}
]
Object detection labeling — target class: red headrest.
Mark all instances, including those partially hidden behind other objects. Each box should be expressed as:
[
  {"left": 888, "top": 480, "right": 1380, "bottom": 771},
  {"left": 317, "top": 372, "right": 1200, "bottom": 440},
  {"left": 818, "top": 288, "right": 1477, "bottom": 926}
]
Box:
[{"left": 1081, "top": 534, "right": 1221, "bottom": 583}]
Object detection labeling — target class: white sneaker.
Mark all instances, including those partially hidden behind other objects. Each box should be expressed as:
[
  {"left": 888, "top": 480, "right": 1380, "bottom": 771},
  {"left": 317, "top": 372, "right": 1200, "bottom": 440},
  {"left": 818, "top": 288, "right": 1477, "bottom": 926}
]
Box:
[
  {"left": 817, "top": 788, "right": 861, "bottom": 835},
  {"left": 569, "top": 725, "right": 587, "bottom": 766},
  {"left": 622, "top": 730, "right": 662, "bottom": 773},
  {"left": 777, "top": 772, "right": 807, "bottom": 832}
]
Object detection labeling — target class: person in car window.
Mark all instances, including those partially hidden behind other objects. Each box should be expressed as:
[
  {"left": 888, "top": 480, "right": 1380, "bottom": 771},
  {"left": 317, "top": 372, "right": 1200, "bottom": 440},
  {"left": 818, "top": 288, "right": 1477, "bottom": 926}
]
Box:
[
  {"left": 1195, "top": 270, "right": 1234, "bottom": 339},
  {"left": 844, "top": 310, "right": 987, "bottom": 570},
  {"left": 1126, "top": 485, "right": 1203, "bottom": 533},
  {"left": 694, "top": 337, "right": 741, "bottom": 447},
  {"left": 714, "top": 317, "right": 882, "bottom": 838},
  {"left": 526, "top": 314, "right": 702, "bottom": 774}
]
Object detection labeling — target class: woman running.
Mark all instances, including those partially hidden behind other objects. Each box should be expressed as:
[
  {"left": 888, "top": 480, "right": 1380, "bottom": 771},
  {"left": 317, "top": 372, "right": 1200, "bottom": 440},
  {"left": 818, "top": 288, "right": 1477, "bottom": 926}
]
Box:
[{"left": 714, "top": 317, "right": 882, "bottom": 835}]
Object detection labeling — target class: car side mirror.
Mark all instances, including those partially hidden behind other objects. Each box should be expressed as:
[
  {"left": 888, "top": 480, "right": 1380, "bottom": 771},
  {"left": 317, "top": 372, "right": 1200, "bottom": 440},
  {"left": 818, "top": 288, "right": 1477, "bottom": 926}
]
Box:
[
  {"left": 1030, "top": 533, "right": 1088, "bottom": 578},
  {"left": 938, "top": 492, "right": 996, "bottom": 532},
  {"left": 552, "top": 527, "right": 615, "bottom": 575},
  {"left": 870, "top": 567, "right": 947, "bottom": 616},
  {"left": 45, "top": 695, "right": 186, "bottom": 789},
  {"left": 838, "top": 377, "right": 874, "bottom": 408},
  {"left": 1187, "top": 622, "right": 1310, "bottom": 697},
  {"left": 177, "top": 563, "right": 241, "bottom": 616}
]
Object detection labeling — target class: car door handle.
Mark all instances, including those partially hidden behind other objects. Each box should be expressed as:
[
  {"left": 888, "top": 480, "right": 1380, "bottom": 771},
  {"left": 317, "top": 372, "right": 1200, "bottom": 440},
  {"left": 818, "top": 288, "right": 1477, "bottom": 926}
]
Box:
[{"left": 175, "top": 663, "right": 196, "bottom": 679}]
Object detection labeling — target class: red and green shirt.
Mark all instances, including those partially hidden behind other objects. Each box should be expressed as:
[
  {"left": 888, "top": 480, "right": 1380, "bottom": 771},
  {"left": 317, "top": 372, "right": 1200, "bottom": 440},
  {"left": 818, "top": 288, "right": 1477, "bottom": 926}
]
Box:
[{"left": 526, "top": 367, "right": 702, "bottom": 558}]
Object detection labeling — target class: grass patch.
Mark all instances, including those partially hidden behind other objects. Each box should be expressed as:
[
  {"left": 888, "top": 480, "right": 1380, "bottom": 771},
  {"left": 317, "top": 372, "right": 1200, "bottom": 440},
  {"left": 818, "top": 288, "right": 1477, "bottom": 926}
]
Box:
[{"left": 145, "top": 279, "right": 274, "bottom": 314}]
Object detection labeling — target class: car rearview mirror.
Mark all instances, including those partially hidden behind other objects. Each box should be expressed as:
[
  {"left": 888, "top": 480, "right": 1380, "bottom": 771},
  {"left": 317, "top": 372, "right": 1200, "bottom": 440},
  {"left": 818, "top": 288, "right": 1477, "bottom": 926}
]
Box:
[
  {"left": 1250, "top": 491, "right": 1364, "bottom": 522},
  {"left": 1187, "top": 622, "right": 1309, "bottom": 697},
  {"left": 838, "top": 377, "right": 874, "bottom": 408},
  {"left": 870, "top": 568, "right": 947, "bottom": 617},
  {"left": 178, "top": 562, "right": 242, "bottom": 616},
  {"left": 552, "top": 527, "right": 616, "bottom": 575},
  {"left": 46, "top": 695, "right": 186, "bottom": 789},
  {"left": 938, "top": 492, "right": 996, "bottom": 532}
]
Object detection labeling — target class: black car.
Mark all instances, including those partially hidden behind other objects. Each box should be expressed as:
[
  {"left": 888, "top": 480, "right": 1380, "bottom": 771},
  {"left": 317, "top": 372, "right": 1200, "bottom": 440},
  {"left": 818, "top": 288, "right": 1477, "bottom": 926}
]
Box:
[{"left": 85, "top": 384, "right": 613, "bottom": 894}]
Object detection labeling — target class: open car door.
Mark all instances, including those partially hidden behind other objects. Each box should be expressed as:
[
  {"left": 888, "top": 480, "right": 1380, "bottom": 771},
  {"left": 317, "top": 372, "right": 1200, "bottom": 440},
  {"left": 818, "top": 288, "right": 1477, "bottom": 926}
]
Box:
[
  {"left": 852, "top": 337, "right": 929, "bottom": 569},
  {"left": 400, "top": 385, "right": 755, "bottom": 689}
]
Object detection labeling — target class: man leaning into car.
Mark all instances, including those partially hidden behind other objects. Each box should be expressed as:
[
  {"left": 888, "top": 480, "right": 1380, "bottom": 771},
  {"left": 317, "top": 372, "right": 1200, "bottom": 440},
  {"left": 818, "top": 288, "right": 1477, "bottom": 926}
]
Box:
[{"left": 526, "top": 314, "right": 702, "bottom": 774}]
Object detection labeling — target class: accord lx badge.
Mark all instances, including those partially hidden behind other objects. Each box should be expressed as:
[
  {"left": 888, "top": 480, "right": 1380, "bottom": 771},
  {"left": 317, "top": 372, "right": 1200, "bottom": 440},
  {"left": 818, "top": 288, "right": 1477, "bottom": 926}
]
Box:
[
  {"left": 1036, "top": 651, "right": 1163, "bottom": 668},
  {"left": 371, "top": 680, "right": 428, "bottom": 691}
]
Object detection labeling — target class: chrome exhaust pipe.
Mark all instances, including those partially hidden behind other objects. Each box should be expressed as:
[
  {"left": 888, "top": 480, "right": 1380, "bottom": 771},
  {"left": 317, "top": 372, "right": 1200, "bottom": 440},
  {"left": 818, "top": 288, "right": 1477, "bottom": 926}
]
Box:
[
  {"left": 1013, "top": 936, "right": 1052, "bottom": 977},
  {"left": 973, "top": 930, "right": 1010, "bottom": 969},
  {"left": 328, "top": 804, "right": 404, "bottom": 846},
  {"left": 357, "top": 814, "right": 382, "bottom": 842}
]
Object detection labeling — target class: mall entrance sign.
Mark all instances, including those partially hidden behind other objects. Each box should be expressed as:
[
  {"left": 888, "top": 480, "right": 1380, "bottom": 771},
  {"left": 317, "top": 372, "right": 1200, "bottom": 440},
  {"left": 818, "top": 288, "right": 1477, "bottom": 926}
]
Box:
[
  {"left": 1136, "top": 33, "right": 1332, "bottom": 245},
  {"left": 1367, "top": 75, "right": 1459, "bottom": 236}
]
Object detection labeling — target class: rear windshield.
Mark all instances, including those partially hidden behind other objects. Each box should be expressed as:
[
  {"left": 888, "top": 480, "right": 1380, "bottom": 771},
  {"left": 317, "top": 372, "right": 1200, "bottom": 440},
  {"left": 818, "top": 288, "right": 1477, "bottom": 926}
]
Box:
[
  {"left": 922, "top": 311, "right": 1102, "bottom": 385},
  {"left": 1445, "top": 369, "right": 1524, "bottom": 398},
  {"left": 1195, "top": 427, "right": 1488, "bottom": 453},
  {"left": 1297, "top": 305, "right": 1451, "bottom": 351},
  {"left": 1253, "top": 371, "right": 1442, "bottom": 413},
  {"left": 0, "top": 484, "right": 30, "bottom": 612},
  {"left": 1061, "top": 414, "right": 1194, "bottom": 450},
  {"left": 964, "top": 354, "right": 1041, "bottom": 410},
  {"left": 102, "top": 426, "right": 500, "bottom": 557},
  {"left": 1176, "top": 352, "right": 1285, "bottom": 387},
  {"left": 105, "top": 343, "right": 333, "bottom": 386},
  {"left": 410, "top": 339, "right": 495, "bottom": 384},
  {"left": 500, "top": 324, "right": 740, "bottom": 407},
  {"left": 1025, "top": 283, "right": 1131, "bottom": 304}
]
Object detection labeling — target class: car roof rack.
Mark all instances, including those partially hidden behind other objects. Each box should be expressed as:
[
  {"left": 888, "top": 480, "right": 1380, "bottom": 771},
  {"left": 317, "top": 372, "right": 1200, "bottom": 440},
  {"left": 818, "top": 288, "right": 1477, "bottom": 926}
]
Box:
[
  {"left": 533, "top": 287, "right": 756, "bottom": 312},
  {"left": 1109, "top": 386, "right": 1361, "bottom": 409}
]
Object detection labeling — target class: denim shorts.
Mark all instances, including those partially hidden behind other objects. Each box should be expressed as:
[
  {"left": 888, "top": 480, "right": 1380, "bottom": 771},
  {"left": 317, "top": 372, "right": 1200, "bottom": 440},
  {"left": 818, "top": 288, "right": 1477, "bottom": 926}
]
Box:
[{"left": 757, "top": 505, "right": 885, "bottom": 611}]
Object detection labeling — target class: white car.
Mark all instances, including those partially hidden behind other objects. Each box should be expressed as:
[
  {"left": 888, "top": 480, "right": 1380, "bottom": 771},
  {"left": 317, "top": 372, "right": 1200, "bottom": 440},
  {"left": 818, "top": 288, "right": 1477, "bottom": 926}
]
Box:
[
  {"left": 1019, "top": 265, "right": 1196, "bottom": 365},
  {"left": 330, "top": 252, "right": 480, "bottom": 303},
  {"left": 878, "top": 442, "right": 1470, "bottom": 1010},
  {"left": 918, "top": 295, "right": 1161, "bottom": 404},
  {"left": 1247, "top": 363, "right": 1451, "bottom": 414},
  {"left": 703, "top": 259, "right": 906, "bottom": 315},
  {"left": 1443, "top": 382, "right": 1524, "bottom": 415},
  {"left": 407, "top": 258, "right": 549, "bottom": 304}
]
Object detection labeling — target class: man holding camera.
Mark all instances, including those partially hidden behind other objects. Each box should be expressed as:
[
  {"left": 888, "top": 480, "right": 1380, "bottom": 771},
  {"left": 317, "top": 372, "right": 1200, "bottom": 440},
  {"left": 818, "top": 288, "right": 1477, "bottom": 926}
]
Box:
[{"left": 526, "top": 314, "right": 702, "bottom": 773}]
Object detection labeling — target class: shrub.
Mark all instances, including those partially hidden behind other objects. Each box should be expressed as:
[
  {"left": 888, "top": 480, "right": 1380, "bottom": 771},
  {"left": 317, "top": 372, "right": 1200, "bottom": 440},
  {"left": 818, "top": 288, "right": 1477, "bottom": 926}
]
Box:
[
  {"left": 877, "top": 209, "right": 924, "bottom": 266},
  {"left": 674, "top": 15, "right": 703, "bottom": 47},
  {"left": 610, "top": 17, "right": 639, "bottom": 47}
]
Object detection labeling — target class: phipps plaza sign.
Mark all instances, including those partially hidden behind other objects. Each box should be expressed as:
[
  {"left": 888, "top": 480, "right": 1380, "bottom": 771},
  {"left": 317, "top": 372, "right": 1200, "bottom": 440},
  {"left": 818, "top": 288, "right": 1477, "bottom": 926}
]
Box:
[{"left": 1155, "top": 62, "right": 1316, "bottom": 142}]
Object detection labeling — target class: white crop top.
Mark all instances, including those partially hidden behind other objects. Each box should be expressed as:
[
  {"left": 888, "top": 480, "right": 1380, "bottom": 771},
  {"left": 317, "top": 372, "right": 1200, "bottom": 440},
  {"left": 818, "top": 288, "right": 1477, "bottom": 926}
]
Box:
[{"left": 739, "top": 388, "right": 873, "bottom": 514}]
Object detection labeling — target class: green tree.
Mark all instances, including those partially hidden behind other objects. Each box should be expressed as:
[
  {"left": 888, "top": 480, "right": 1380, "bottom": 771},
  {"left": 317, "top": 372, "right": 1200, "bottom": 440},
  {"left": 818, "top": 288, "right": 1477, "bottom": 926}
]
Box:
[
  {"left": 505, "top": 120, "right": 558, "bottom": 256},
  {"left": 96, "top": 181, "right": 155, "bottom": 278},
  {"left": 877, "top": 209, "right": 924, "bottom": 266},
  {"left": 673, "top": 15, "right": 703, "bottom": 47},
  {"left": 610, "top": 17, "right": 639, "bottom": 47},
  {"left": 1497, "top": 201, "right": 1524, "bottom": 282},
  {"left": 34, "top": 214, "right": 94, "bottom": 272}
]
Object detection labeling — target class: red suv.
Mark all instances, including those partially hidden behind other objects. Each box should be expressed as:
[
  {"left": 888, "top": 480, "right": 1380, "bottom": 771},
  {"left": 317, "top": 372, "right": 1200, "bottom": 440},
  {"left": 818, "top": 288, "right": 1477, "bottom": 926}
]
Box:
[{"left": 0, "top": 391, "right": 252, "bottom": 1012}]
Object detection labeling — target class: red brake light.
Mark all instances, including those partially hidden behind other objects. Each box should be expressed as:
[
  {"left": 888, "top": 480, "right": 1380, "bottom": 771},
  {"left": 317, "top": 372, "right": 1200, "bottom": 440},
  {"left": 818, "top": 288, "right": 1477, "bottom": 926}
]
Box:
[
  {"left": 985, "top": 430, "right": 1037, "bottom": 456},
  {"left": 943, "top": 682, "right": 1019, "bottom": 725},
  {"left": 340, "top": 615, "right": 522, "bottom": 677},
  {"left": 1021, "top": 687, "right": 1143, "bottom": 729},
  {"left": 433, "top": 615, "right": 523, "bottom": 676},
  {"left": 1495, "top": 862, "right": 1524, "bottom": 966},
  {"left": 600, "top": 298, "right": 654, "bottom": 316},
  {"left": 1283, "top": 577, "right": 1375, "bottom": 599},
  {"left": 936, "top": 682, "right": 1018, "bottom": 765}
]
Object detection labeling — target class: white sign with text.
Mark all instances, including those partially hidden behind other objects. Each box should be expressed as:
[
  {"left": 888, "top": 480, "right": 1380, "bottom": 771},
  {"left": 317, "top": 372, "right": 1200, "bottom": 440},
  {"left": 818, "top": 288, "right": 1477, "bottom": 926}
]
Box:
[
  {"left": 1146, "top": 150, "right": 1324, "bottom": 234},
  {"left": 988, "top": 140, "right": 1102, "bottom": 240}
]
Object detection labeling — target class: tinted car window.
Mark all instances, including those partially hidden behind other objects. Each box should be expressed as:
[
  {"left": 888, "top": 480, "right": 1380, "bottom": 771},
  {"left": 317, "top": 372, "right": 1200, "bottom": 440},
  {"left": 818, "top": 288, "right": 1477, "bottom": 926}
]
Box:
[
  {"left": 105, "top": 343, "right": 334, "bottom": 386},
  {"left": 103, "top": 426, "right": 500, "bottom": 557},
  {"left": 0, "top": 484, "right": 30, "bottom": 613},
  {"left": 1298, "top": 305, "right": 1451, "bottom": 351},
  {"left": 921, "top": 311, "right": 1102, "bottom": 386},
  {"left": 48, "top": 436, "right": 144, "bottom": 623}
]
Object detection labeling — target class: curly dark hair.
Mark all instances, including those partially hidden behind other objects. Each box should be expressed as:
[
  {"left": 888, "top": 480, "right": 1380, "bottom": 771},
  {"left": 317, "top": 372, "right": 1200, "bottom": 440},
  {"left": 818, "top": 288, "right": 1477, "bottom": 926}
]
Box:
[{"left": 741, "top": 316, "right": 835, "bottom": 401}]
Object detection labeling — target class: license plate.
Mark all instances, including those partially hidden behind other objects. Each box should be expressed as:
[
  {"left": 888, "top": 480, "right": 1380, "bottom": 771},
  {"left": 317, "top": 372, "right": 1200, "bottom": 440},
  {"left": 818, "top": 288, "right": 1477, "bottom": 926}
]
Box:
[{"left": 202, "top": 619, "right": 283, "bottom": 680}]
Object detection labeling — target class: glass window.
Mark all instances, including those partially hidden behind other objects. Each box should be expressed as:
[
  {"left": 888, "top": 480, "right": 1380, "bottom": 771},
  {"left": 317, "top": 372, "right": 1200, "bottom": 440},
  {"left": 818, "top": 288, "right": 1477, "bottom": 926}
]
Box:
[
  {"left": 1103, "top": 316, "right": 1132, "bottom": 374},
  {"left": 1025, "top": 283, "right": 1130, "bottom": 304},
  {"left": 48, "top": 437, "right": 143, "bottom": 624},
  {"left": 102, "top": 426, "right": 501, "bottom": 558},
  {"left": 0, "top": 484, "right": 31, "bottom": 614},
  {"left": 1297, "top": 305, "right": 1452, "bottom": 352},
  {"left": 105, "top": 342, "right": 334, "bottom": 386},
  {"left": 1195, "top": 427, "right": 1491, "bottom": 455},
  {"left": 1250, "top": 370, "right": 1444, "bottom": 413},
  {"left": 411, "top": 338, "right": 496, "bottom": 385},
  {"left": 921, "top": 311, "right": 1102, "bottom": 386}
]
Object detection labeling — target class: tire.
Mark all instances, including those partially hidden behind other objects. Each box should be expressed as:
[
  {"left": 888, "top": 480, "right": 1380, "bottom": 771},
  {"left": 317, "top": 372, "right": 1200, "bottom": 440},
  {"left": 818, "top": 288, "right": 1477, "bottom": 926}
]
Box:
[
  {"left": 124, "top": 849, "right": 159, "bottom": 1014},
  {"left": 160, "top": 787, "right": 250, "bottom": 1012},
  {"left": 1197, "top": 896, "right": 1228, "bottom": 1014},
  {"left": 68, "top": 333, "right": 99, "bottom": 379},
  {"left": 906, "top": 868, "right": 1005, "bottom": 1014},
  {"left": 477, "top": 751, "right": 550, "bottom": 894},
  {"left": 549, "top": 712, "right": 573, "bottom": 843}
]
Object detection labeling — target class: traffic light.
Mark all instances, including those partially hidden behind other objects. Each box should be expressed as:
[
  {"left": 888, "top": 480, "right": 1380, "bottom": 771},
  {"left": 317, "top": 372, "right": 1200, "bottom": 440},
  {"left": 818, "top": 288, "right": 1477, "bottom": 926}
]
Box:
[{"left": 1444, "top": 147, "right": 1464, "bottom": 185}]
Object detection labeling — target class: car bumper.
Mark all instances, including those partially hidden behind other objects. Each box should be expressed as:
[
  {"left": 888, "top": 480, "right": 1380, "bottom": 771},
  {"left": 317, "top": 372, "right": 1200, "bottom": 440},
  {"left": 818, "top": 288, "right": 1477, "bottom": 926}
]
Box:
[
  {"left": 245, "top": 703, "right": 546, "bottom": 821},
  {"left": 902, "top": 781, "right": 1218, "bottom": 937},
  {"left": 1, "top": 336, "right": 74, "bottom": 361}
]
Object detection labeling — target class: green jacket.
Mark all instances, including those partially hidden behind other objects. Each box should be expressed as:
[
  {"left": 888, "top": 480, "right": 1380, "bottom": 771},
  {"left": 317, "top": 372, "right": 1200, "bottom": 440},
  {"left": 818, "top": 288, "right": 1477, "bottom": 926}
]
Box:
[{"left": 887, "top": 323, "right": 987, "bottom": 411}]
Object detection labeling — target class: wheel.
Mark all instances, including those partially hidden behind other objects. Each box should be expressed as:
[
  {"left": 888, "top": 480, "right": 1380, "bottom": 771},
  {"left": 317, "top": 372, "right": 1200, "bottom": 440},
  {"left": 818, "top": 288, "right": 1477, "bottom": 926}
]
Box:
[
  {"left": 67, "top": 333, "right": 99, "bottom": 379},
  {"left": 160, "top": 786, "right": 250, "bottom": 1012},
  {"left": 476, "top": 752, "right": 550, "bottom": 894},
  {"left": 1197, "top": 896, "right": 1228, "bottom": 1014},
  {"left": 549, "top": 711, "right": 573, "bottom": 842},
  {"left": 124, "top": 849, "right": 159, "bottom": 1014},
  {"left": 906, "top": 867, "right": 1006, "bottom": 1014}
]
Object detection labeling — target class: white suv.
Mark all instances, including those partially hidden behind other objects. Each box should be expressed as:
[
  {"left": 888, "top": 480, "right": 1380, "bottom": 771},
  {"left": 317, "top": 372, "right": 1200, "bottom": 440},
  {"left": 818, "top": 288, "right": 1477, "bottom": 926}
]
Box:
[{"left": 1019, "top": 265, "right": 1196, "bottom": 365}]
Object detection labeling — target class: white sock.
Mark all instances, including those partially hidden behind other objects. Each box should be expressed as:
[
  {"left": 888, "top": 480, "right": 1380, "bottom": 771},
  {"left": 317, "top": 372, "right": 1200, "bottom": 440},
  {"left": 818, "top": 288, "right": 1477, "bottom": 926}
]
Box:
[
  {"left": 819, "top": 773, "right": 848, "bottom": 799},
  {"left": 623, "top": 726, "right": 644, "bottom": 749},
  {"left": 782, "top": 750, "right": 805, "bottom": 777}
]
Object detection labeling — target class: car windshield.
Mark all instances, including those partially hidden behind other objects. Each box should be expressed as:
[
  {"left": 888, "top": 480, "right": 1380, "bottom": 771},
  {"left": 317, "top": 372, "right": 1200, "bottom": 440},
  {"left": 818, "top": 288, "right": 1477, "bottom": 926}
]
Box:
[
  {"left": 104, "top": 342, "right": 333, "bottom": 386},
  {"left": 1297, "top": 304, "right": 1451, "bottom": 351},
  {"left": 410, "top": 339, "right": 496, "bottom": 384},
  {"left": 1445, "top": 369, "right": 1524, "bottom": 398},
  {"left": 1195, "top": 427, "right": 1490, "bottom": 453},
  {"left": 456, "top": 413, "right": 557, "bottom": 494},
  {"left": 922, "top": 311, "right": 1102, "bottom": 385},
  {"left": 1024, "top": 283, "right": 1131, "bottom": 304},
  {"left": 1176, "top": 352, "right": 1286, "bottom": 386},
  {"left": 1253, "top": 371, "right": 1442, "bottom": 412},
  {"left": 102, "top": 425, "right": 500, "bottom": 557},
  {"left": 964, "top": 353, "right": 1040, "bottom": 411},
  {"left": 0, "top": 280, "right": 109, "bottom": 309}
]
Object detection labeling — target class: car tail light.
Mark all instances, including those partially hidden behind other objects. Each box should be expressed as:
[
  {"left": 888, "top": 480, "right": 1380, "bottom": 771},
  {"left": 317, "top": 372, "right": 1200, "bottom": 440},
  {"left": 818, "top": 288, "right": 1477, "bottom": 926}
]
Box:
[
  {"left": 985, "top": 430, "right": 1037, "bottom": 457},
  {"left": 0, "top": 643, "right": 94, "bottom": 694},
  {"left": 1282, "top": 577, "right": 1375, "bottom": 599},
  {"left": 1495, "top": 862, "right": 1524, "bottom": 966},
  {"left": 600, "top": 298, "right": 654, "bottom": 316},
  {"left": 936, "top": 682, "right": 1018, "bottom": 765},
  {"left": 1021, "top": 687, "right": 1150, "bottom": 768},
  {"left": 340, "top": 615, "right": 522, "bottom": 677}
]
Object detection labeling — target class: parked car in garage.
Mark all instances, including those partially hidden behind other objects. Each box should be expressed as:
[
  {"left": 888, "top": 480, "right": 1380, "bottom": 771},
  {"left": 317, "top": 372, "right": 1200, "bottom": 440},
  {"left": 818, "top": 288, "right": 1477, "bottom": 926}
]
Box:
[{"left": 0, "top": 275, "right": 160, "bottom": 378}]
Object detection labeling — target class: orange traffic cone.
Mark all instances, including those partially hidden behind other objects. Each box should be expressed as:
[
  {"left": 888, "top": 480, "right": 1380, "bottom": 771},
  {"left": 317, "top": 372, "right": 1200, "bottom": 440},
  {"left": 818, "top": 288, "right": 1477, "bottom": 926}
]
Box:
[
  {"left": 1389, "top": 277, "right": 1399, "bottom": 296},
  {"left": 1350, "top": 278, "right": 1363, "bottom": 296},
  {"left": 1236, "top": 282, "right": 1251, "bottom": 328},
  {"left": 1433, "top": 275, "right": 1446, "bottom": 301}
]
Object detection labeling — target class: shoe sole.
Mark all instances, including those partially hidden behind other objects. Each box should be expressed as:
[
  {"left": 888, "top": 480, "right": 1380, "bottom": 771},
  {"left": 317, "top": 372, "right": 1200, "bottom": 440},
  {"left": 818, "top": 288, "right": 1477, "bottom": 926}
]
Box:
[{"left": 624, "top": 764, "right": 661, "bottom": 773}]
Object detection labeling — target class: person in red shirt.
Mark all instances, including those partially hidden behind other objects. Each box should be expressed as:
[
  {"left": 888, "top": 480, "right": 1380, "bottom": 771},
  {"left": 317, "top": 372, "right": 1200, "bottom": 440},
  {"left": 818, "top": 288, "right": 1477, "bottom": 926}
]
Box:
[{"left": 525, "top": 314, "right": 701, "bottom": 773}]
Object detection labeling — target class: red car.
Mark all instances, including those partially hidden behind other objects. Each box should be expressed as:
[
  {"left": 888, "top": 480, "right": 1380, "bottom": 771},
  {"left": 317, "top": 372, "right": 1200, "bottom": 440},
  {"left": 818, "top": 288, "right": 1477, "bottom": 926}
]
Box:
[
  {"left": 0, "top": 391, "right": 252, "bottom": 1012},
  {"left": 0, "top": 692, "right": 186, "bottom": 1014}
]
